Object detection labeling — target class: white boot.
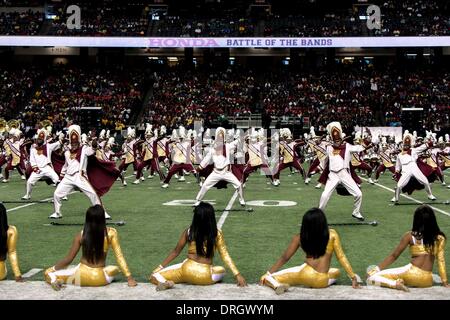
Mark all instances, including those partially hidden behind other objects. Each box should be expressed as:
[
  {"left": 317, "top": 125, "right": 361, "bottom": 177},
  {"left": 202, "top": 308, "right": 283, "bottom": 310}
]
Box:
[
  {"left": 2, "top": 179, "right": 8, "bottom": 183},
  {"left": 21, "top": 175, "right": 26, "bottom": 180},
  {"left": 315, "top": 183, "right": 322, "bottom": 189},
  {"left": 428, "top": 195, "right": 437, "bottom": 201},
  {"left": 21, "top": 195, "right": 31, "bottom": 200},
  {"left": 391, "top": 196, "right": 398, "bottom": 203},
  {"left": 239, "top": 199, "right": 246, "bottom": 206},
  {"left": 161, "top": 183, "right": 169, "bottom": 189},
  {"left": 133, "top": 179, "right": 140, "bottom": 185},
  {"left": 305, "top": 177, "right": 311, "bottom": 185},
  {"left": 104, "top": 211, "right": 111, "bottom": 220},
  {"left": 368, "top": 178, "right": 375, "bottom": 184},
  {"left": 123, "top": 180, "right": 127, "bottom": 186},
  {"left": 141, "top": 176, "right": 145, "bottom": 181},
  {"left": 49, "top": 212, "right": 62, "bottom": 219},
  {"left": 192, "top": 200, "right": 201, "bottom": 207},
  {"left": 352, "top": 212, "right": 365, "bottom": 221},
  {"left": 178, "top": 176, "right": 185, "bottom": 182}
]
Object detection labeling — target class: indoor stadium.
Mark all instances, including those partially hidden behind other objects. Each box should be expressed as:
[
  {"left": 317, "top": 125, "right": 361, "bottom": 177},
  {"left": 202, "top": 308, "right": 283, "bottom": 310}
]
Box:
[{"left": 0, "top": 0, "right": 449, "bottom": 308}]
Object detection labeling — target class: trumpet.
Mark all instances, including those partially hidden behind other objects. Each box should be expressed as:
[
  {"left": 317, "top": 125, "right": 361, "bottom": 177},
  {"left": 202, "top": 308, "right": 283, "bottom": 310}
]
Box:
[
  {"left": 7, "top": 119, "right": 20, "bottom": 130},
  {"left": 39, "top": 119, "right": 52, "bottom": 129},
  {"left": 0, "top": 118, "right": 6, "bottom": 133}
]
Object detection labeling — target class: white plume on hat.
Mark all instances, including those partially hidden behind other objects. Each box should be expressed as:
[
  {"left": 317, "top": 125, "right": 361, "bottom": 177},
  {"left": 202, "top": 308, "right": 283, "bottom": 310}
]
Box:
[
  {"left": 257, "top": 128, "right": 265, "bottom": 140},
  {"left": 171, "top": 129, "right": 178, "bottom": 140},
  {"left": 145, "top": 123, "right": 153, "bottom": 136},
  {"left": 178, "top": 126, "right": 186, "bottom": 139},
  {"left": 127, "top": 127, "right": 136, "bottom": 138},
  {"left": 99, "top": 129, "right": 106, "bottom": 139},
  {"left": 106, "top": 137, "right": 115, "bottom": 148},
  {"left": 310, "top": 126, "right": 316, "bottom": 138},
  {"left": 445, "top": 134, "right": 450, "bottom": 142},
  {"left": 160, "top": 125, "right": 167, "bottom": 136},
  {"left": 81, "top": 133, "right": 88, "bottom": 144},
  {"left": 45, "top": 126, "right": 52, "bottom": 136},
  {"left": 106, "top": 130, "right": 110, "bottom": 138}
]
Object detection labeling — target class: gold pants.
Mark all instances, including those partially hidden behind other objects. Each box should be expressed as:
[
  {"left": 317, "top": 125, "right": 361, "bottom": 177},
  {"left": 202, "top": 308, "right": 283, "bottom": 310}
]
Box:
[
  {"left": 0, "top": 261, "right": 6, "bottom": 280},
  {"left": 152, "top": 258, "right": 226, "bottom": 285},
  {"left": 45, "top": 263, "right": 120, "bottom": 287},
  {"left": 264, "top": 263, "right": 341, "bottom": 289},
  {"left": 367, "top": 263, "right": 433, "bottom": 288}
]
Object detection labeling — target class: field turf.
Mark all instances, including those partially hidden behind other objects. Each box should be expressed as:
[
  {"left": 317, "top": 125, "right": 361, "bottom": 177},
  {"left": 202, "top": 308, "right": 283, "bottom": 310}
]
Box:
[{"left": 2, "top": 168, "right": 450, "bottom": 286}]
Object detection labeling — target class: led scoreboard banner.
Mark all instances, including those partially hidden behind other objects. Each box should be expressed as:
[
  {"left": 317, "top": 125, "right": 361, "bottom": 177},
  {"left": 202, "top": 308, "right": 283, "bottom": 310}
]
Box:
[{"left": 0, "top": 36, "right": 448, "bottom": 48}]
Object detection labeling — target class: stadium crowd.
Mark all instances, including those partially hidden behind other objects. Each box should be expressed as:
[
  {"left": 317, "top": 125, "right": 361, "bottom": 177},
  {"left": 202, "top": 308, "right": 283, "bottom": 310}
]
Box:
[
  {"left": 0, "top": 0, "right": 448, "bottom": 37},
  {"left": 17, "top": 66, "right": 145, "bottom": 131},
  {"left": 142, "top": 66, "right": 449, "bottom": 130}
]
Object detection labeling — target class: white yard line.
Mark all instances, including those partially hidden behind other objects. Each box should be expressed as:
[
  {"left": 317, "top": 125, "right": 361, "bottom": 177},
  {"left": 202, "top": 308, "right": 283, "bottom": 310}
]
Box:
[
  {"left": 361, "top": 177, "right": 450, "bottom": 217},
  {"left": 6, "top": 175, "right": 135, "bottom": 213},
  {"left": 217, "top": 191, "right": 239, "bottom": 229},
  {"left": 22, "top": 268, "right": 43, "bottom": 278}
]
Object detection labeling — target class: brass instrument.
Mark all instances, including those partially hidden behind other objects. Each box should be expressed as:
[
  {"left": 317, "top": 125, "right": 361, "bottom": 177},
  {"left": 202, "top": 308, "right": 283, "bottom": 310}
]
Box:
[
  {"left": 0, "top": 118, "right": 6, "bottom": 133},
  {"left": 39, "top": 119, "right": 52, "bottom": 129},
  {"left": 7, "top": 119, "right": 20, "bottom": 130}
]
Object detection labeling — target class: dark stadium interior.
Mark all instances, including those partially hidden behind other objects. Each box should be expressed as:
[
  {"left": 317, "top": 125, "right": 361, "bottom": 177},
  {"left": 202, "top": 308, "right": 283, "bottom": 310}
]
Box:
[{"left": 0, "top": 0, "right": 448, "bottom": 36}]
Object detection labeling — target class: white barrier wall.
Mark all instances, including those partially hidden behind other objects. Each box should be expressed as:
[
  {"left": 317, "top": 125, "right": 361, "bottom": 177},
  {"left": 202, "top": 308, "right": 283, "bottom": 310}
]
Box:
[{"left": 354, "top": 126, "right": 403, "bottom": 143}]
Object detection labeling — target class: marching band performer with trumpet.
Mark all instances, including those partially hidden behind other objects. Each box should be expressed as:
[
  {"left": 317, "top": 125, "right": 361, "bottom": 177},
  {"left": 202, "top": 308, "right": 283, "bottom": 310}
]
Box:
[
  {"left": 50, "top": 125, "right": 119, "bottom": 220},
  {"left": 391, "top": 132, "right": 437, "bottom": 203},
  {"left": 21, "top": 126, "right": 63, "bottom": 200},
  {"left": 2, "top": 120, "right": 26, "bottom": 183}
]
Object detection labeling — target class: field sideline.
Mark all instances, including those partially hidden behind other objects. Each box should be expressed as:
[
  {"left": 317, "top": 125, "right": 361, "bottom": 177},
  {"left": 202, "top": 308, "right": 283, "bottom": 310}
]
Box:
[{"left": 1, "top": 168, "right": 450, "bottom": 299}]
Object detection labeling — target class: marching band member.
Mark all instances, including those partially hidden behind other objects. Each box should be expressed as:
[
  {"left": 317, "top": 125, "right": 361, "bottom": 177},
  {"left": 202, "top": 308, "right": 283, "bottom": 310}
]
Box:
[
  {"left": 273, "top": 128, "right": 306, "bottom": 186},
  {"left": 242, "top": 128, "right": 275, "bottom": 185},
  {"left": 0, "top": 203, "right": 23, "bottom": 282},
  {"left": 374, "top": 136, "right": 396, "bottom": 182},
  {"left": 21, "top": 127, "right": 62, "bottom": 200},
  {"left": 260, "top": 208, "right": 360, "bottom": 294},
  {"left": 425, "top": 137, "right": 445, "bottom": 185},
  {"left": 194, "top": 127, "right": 246, "bottom": 207},
  {"left": 49, "top": 125, "right": 117, "bottom": 220},
  {"left": 118, "top": 127, "right": 138, "bottom": 184},
  {"left": 367, "top": 205, "right": 448, "bottom": 291},
  {"left": 305, "top": 127, "right": 327, "bottom": 189},
  {"left": 2, "top": 127, "right": 26, "bottom": 183},
  {"left": 391, "top": 132, "right": 436, "bottom": 203},
  {"left": 161, "top": 126, "right": 196, "bottom": 188},
  {"left": 149, "top": 202, "right": 247, "bottom": 290},
  {"left": 133, "top": 124, "right": 162, "bottom": 184},
  {"left": 96, "top": 137, "right": 127, "bottom": 186},
  {"left": 318, "top": 122, "right": 373, "bottom": 221},
  {"left": 351, "top": 132, "right": 375, "bottom": 184},
  {"left": 45, "top": 205, "right": 137, "bottom": 289}
]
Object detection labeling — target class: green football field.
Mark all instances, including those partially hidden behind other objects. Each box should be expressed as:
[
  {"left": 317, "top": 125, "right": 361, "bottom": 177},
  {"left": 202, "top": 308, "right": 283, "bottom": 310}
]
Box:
[{"left": 2, "top": 168, "right": 450, "bottom": 286}]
